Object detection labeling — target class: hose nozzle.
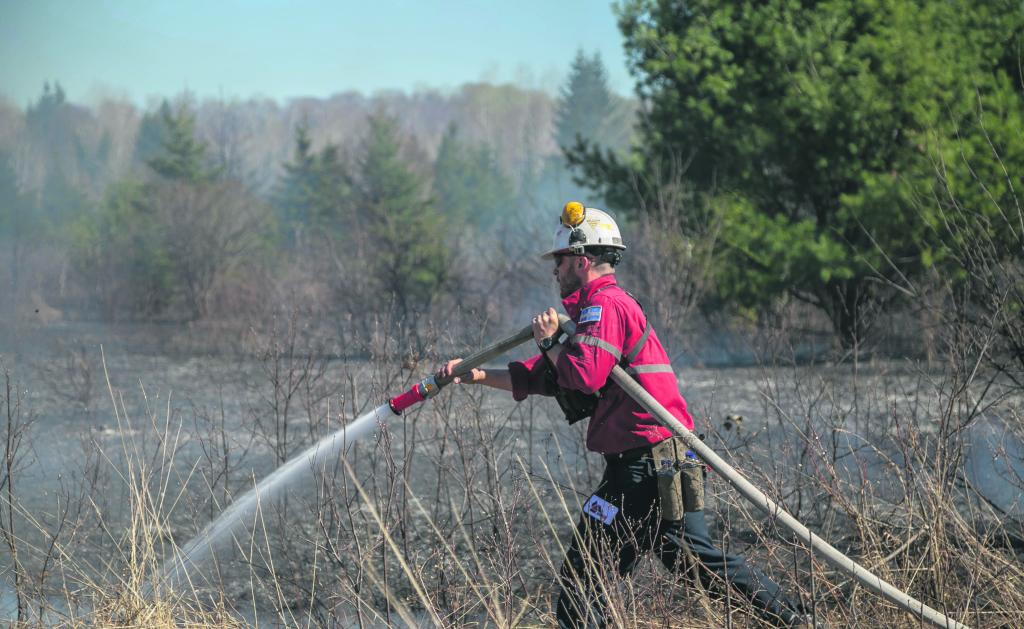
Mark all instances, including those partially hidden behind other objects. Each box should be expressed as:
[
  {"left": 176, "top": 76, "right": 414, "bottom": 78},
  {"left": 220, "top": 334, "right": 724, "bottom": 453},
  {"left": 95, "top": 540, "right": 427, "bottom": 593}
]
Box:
[{"left": 387, "top": 376, "right": 440, "bottom": 415}]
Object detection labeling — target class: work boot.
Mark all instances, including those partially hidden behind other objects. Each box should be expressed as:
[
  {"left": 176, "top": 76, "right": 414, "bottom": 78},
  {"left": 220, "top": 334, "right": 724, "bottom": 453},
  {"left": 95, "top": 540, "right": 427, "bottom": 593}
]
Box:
[
  {"left": 761, "top": 598, "right": 818, "bottom": 628},
  {"left": 778, "top": 611, "right": 822, "bottom": 629}
]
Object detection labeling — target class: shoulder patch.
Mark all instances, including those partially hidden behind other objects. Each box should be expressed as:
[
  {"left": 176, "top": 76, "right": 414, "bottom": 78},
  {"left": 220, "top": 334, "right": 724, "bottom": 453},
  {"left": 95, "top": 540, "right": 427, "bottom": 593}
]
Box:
[{"left": 578, "top": 305, "right": 602, "bottom": 324}]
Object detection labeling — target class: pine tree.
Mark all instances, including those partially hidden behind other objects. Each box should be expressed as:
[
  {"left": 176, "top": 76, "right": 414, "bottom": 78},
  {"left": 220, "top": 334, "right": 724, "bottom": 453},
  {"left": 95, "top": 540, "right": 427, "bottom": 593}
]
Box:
[
  {"left": 276, "top": 123, "right": 350, "bottom": 248},
  {"left": 0, "top": 154, "right": 21, "bottom": 235},
  {"left": 313, "top": 143, "right": 349, "bottom": 226},
  {"left": 25, "top": 82, "right": 92, "bottom": 203},
  {"left": 133, "top": 100, "right": 173, "bottom": 170},
  {"left": 351, "top": 113, "right": 449, "bottom": 319},
  {"left": 147, "top": 103, "right": 217, "bottom": 183},
  {"left": 575, "top": 0, "right": 1024, "bottom": 346},
  {"left": 277, "top": 124, "right": 318, "bottom": 245},
  {"left": 554, "top": 50, "right": 616, "bottom": 151},
  {"left": 37, "top": 167, "right": 88, "bottom": 232},
  {"left": 433, "top": 123, "right": 516, "bottom": 227},
  {"left": 70, "top": 179, "right": 174, "bottom": 318}
]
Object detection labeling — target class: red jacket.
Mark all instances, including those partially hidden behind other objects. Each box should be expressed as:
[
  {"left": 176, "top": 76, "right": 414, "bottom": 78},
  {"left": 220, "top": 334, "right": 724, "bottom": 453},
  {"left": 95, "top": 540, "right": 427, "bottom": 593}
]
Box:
[{"left": 509, "top": 275, "right": 694, "bottom": 454}]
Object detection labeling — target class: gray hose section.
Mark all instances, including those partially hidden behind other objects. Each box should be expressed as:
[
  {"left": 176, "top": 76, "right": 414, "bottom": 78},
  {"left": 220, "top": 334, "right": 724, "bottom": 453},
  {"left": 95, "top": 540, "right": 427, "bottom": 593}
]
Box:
[
  {"left": 558, "top": 317, "right": 968, "bottom": 629},
  {"left": 435, "top": 324, "right": 535, "bottom": 388}
]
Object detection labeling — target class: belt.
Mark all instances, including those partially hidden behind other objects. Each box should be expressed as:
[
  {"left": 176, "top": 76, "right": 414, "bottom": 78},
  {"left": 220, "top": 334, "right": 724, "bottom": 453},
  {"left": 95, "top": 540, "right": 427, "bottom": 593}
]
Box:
[
  {"left": 603, "top": 445, "right": 654, "bottom": 466},
  {"left": 603, "top": 441, "right": 699, "bottom": 466}
]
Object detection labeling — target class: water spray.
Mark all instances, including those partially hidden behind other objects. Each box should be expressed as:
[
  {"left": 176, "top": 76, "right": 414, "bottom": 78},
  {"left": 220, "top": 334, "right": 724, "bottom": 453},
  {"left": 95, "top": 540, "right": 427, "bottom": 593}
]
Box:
[{"left": 149, "top": 322, "right": 535, "bottom": 599}]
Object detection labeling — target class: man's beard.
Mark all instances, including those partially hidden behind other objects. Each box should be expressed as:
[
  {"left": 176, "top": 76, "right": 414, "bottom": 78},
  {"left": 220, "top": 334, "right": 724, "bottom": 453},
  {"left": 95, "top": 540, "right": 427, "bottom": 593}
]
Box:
[{"left": 558, "top": 273, "right": 582, "bottom": 298}]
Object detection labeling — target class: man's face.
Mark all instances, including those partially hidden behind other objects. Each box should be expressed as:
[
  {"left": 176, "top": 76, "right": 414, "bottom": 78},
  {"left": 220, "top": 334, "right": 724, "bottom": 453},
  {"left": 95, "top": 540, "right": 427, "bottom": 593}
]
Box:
[{"left": 553, "top": 253, "right": 584, "bottom": 298}]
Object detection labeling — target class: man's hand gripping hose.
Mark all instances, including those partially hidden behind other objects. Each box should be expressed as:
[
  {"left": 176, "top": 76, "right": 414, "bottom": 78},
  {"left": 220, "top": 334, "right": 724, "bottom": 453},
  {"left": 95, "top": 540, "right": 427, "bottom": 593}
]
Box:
[{"left": 387, "top": 322, "right": 535, "bottom": 414}]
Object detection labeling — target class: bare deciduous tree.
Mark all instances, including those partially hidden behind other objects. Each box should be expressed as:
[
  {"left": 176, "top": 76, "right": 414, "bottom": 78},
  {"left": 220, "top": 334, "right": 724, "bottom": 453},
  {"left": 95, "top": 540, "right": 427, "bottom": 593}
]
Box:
[
  {"left": 148, "top": 179, "right": 271, "bottom": 320},
  {"left": 1, "top": 361, "right": 33, "bottom": 622}
]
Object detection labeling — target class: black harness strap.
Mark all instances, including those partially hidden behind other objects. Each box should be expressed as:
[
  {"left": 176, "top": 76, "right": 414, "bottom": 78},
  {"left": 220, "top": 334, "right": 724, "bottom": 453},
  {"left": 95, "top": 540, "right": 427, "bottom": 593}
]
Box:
[{"left": 623, "top": 320, "right": 650, "bottom": 365}]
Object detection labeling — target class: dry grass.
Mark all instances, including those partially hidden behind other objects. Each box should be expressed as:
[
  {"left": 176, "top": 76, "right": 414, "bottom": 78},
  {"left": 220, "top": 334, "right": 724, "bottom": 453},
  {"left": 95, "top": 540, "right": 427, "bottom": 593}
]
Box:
[{"left": 1, "top": 315, "right": 1023, "bottom": 628}]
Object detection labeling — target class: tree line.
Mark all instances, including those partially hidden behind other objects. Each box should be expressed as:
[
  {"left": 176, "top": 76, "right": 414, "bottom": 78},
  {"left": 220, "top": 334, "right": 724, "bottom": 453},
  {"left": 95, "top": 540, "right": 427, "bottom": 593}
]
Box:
[
  {"left": 0, "top": 53, "right": 628, "bottom": 335},
  {"left": 3, "top": 0, "right": 1023, "bottom": 374}
]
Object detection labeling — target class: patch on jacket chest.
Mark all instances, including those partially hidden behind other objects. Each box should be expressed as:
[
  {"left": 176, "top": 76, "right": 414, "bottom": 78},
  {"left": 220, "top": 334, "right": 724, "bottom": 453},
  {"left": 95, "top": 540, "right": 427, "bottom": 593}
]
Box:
[{"left": 578, "top": 306, "right": 602, "bottom": 324}]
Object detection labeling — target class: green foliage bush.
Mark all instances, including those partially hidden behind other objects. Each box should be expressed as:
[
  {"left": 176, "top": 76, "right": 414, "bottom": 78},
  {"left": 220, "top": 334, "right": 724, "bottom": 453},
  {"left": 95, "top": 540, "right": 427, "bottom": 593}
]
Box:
[
  {"left": 70, "top": 104, "right": 273, "bottom": 320},
  {"left": 70, "top": 179, "right": 174, "bottom": 318},
  {"left": 575, "top": 0, "right": 1024, "bottom": 347}
]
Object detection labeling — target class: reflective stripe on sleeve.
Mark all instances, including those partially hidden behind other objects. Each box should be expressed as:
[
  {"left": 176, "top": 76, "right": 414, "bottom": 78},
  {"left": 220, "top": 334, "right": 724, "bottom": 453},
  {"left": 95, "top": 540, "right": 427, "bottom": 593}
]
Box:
[
  {"left": 571, "top": 334, "right": 622, "bottom": 360},
  {"left": 624, "top": 364, "right": 674, "bottom": 376}
]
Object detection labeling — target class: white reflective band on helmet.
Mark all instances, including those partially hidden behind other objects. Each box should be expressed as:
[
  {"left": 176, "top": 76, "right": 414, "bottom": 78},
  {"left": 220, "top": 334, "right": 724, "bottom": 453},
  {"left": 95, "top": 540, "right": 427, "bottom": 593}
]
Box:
[
  {"left": 624, "top": 364, "right": 674, "bottom": 376},
  {"left": 571, "top": 334, "right": 622, "bottom": 360}
]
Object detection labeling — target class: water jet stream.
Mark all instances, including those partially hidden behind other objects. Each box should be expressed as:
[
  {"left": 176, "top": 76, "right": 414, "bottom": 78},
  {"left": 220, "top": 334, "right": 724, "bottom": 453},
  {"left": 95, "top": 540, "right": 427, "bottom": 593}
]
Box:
[
  {"left": 151, "top": 321, "right": 536, "bottom": 599},
  {"left": 151, "top": 402, "right": 396, "bottom": 597}
]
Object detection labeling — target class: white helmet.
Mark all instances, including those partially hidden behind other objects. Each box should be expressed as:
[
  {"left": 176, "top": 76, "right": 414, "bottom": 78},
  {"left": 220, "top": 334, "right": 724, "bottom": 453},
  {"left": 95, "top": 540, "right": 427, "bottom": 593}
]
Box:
[{"left": 541, "top": 201, "right": 626, "bottom": 259}]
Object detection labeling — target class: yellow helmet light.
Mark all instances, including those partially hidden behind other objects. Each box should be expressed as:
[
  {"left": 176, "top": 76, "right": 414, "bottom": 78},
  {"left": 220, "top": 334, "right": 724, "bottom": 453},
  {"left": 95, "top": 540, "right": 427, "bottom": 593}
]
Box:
[{"left": 561, "top": 201, "right": 586, "bottom": 228}]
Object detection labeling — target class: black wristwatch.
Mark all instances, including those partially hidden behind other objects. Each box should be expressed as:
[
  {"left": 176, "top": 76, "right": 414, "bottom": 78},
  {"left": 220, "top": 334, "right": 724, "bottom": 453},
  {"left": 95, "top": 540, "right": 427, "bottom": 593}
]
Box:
[{"left": 537, "top": 334, "right": 560, "bottom": 352}]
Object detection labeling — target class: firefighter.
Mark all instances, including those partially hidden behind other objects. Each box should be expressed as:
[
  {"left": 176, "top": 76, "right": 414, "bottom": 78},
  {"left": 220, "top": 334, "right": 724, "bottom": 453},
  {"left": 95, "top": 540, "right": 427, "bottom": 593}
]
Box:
[{"left": 438, "top": 202, "right": 805, "bottom": 627}]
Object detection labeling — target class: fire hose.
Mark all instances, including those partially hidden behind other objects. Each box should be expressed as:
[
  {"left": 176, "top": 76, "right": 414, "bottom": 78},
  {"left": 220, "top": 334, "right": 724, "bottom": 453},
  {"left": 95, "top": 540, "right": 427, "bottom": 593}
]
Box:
[
  {"left": 387, "top": 322, "right": 536, "bottom": 413},
  {"left": 387, "top": 316, "right": 969, "bottom": 629}
]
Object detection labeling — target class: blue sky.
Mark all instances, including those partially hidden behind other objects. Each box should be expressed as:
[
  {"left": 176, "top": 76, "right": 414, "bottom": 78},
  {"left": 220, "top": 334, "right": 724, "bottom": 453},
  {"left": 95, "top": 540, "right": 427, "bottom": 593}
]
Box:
[{"left": 0, "top": 0, "right": 633, "bottom": 107}]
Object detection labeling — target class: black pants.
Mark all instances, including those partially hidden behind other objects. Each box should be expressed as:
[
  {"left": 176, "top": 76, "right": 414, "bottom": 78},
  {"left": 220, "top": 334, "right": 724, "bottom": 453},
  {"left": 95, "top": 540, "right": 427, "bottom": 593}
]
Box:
[{"left": 556, "top": 456, "right": 801, "bottom": 628}]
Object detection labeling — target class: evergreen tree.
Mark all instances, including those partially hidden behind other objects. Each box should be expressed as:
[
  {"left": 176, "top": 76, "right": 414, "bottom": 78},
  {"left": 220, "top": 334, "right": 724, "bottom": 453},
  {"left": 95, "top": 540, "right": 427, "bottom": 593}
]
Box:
[
  {"left": 277, "top": 123, "right": 319, "bottom": 246},
  {"left": 554, "top": 50, "right": 617, "bottom": 151},
  {"left": 69, "top": 179, "right": 173, "bottom": 318},
  {"left": 433, "top": 123, "right": 516, "bottom": 227},
  {"left": 71, "top": 100, "right": 267, "bottom": 320},
  {"left": 25, "top": 82, "right": 68, "bottom": 142},
  {"left": 351, "top": 113, "right": 449, "bottom": 319},
  {"left": 574, "top": 0, "right": 1024, "bottom": 346},
  {"left": 147, "top": 103, "right": 217, "bottom": 183},
  {"left": 0, "top": 154, "right": 22, "bottom": 236},
  {"left": 309, "top": 143, "right": 349, "bottom": 226},
  {"left": 19, "top": 82, "right": 119, "bottom": 200},
  {"left": 133, "top": 100, "right": 173, "bottom": 169},
  {"left": 276, "top": 123, "right": 350, "bottom": 247},
  {"left": 25, "top": 82, "right": 93, "bottom": 210},
  {"left": 37, "top": 167, "right": 89, "bottom": 233},
  {"left": 546, "top": 50, "right": 633, "bottom": 208}
]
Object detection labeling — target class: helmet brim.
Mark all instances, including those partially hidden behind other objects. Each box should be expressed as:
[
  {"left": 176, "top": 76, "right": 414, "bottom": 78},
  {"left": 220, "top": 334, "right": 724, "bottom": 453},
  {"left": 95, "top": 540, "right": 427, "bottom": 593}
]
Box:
[
  {"left": 539, "top": 247, "right": 568, "bottom": 260},
  {"left": 539, "top": 244, "right": 626, "bottom": 260}
]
